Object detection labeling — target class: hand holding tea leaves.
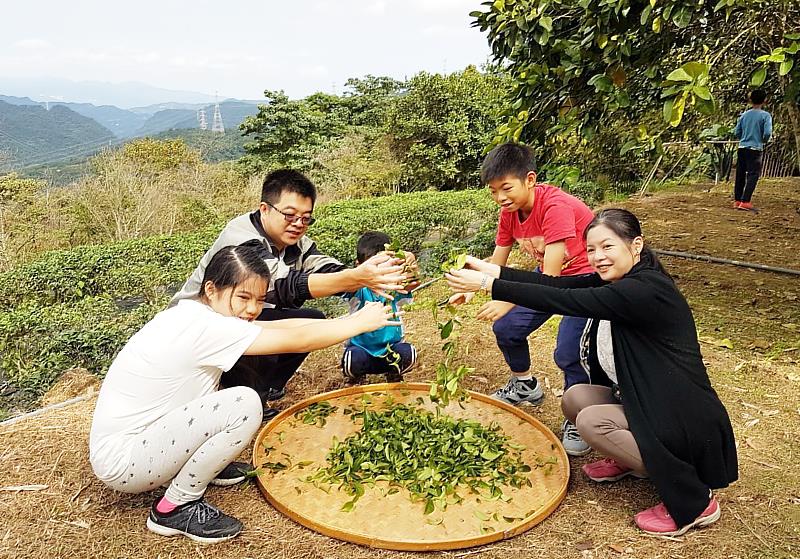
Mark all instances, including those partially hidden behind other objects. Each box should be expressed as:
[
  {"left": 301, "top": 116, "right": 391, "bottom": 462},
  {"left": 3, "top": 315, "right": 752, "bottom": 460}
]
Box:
[
  {"left": 355, "top": 252, "right": 408, "bottom": 299},
  {"left": 384, "top": 239, "right": 421, "bottom": 290}
]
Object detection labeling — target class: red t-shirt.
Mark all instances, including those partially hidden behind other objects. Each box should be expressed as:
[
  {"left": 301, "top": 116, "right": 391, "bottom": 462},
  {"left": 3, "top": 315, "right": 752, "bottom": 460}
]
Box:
[{"left": 495, "top": 184, "right": 595, "bottom": 276}]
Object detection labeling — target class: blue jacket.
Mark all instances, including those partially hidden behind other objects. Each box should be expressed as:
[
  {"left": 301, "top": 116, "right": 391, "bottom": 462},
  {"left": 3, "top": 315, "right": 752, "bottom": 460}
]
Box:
[
  {"left": 344, "top": 288, "right": 412, "bottom": 357},
  {"left": 735, "top": 108, "right": 772, "bottom": 150}
]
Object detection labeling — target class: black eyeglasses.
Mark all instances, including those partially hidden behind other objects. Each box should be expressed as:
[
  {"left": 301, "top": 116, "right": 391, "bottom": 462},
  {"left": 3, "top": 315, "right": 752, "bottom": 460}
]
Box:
[{"left": 266, "top": 202, "right": 316, "bottom": 226}]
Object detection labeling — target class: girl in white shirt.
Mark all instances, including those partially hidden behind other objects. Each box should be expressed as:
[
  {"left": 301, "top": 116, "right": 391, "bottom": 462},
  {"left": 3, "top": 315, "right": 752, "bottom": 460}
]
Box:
[{"left": 89, "top": 243, "right": 402, "bottom": 543}]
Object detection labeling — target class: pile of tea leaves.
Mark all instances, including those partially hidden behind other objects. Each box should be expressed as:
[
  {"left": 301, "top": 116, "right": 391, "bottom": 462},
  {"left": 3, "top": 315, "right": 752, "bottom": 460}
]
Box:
[{"left": 304, "top": 403, "right": 536, "bottom": 513}]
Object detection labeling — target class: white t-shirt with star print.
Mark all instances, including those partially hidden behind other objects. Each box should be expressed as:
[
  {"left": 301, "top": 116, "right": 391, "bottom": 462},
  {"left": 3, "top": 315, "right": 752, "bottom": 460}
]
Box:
[{"left": 89, "top": 299, "right": 261, "bottom": 482}]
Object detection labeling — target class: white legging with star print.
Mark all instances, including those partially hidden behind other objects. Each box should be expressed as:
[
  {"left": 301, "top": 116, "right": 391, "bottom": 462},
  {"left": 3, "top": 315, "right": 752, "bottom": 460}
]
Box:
[{"left": 101, "top": 386, "right": 263, "bottom": 504}]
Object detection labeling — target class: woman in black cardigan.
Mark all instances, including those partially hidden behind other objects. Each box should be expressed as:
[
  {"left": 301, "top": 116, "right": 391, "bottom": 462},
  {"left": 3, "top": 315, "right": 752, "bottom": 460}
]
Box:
[{"left": 445, "top": 208, "right": 737, "bottom": 536}]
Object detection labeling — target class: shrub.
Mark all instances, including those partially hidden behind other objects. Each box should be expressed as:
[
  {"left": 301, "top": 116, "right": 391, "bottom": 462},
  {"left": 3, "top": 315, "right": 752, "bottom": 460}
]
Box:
[{"left": 0, "top": 189, "right": 499, "bottom": 402}]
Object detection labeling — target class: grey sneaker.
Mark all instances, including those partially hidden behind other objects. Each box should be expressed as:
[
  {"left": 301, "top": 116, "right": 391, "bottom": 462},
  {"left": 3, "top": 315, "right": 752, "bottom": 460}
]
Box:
[
  {"left": 210, "top": 461, "right": 252, "bottom": 487},
  {"left": 491, "top": 376, "right": 544, "bottom": 405},
  {"left": 147, "top": 498, "right": 243, "bottom": 543},
  {"left": 562, "top": 420, "right": 591, "bottom": 456}
]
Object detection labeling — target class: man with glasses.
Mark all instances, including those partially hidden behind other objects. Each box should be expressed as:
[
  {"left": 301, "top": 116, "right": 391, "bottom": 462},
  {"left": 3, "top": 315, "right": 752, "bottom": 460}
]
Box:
[{"left": 170, "top": 169, "right": 410, "bottom": 417}]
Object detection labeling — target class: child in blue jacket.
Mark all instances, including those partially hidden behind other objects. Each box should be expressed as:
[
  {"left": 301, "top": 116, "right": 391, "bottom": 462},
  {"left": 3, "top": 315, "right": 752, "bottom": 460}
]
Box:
[{"left": 341, "top": 231, "right": 417, "bottom": 381}]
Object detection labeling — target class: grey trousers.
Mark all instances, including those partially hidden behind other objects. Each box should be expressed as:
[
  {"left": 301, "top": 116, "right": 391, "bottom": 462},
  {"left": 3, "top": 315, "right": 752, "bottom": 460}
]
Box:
[{"left": 561, "top": 384, "right": 647, "bottom": 476}]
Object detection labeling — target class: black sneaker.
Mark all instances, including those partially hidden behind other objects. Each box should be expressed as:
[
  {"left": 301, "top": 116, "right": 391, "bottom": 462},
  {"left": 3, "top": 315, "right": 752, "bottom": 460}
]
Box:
[
  {"left": 263, "top": 387, "right": 286, "bottom": 401},
  {"left": 146, "top": 498, "right": 243, "bottom": 543},
  {"left": 262, "top": 407, "right": 280, "bottom": 422},
  {"left": 210, "top": 461, "right": 252, "bottom": 487}
]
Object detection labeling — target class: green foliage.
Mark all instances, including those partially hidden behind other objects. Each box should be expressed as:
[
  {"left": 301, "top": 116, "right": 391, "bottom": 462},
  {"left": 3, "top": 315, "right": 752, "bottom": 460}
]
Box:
[
  {"left": 239, "top": 90, "right": 352, "bottom": 172},
  {"left": 387, "top": 67, "right": 510, "bottom": 190},
  {"left": 472, "top": 0, "right": 800, "bottom": 167},
  {"left": 0, "top": 189, "right": 497, "bottom": 402},
  {"left": 0, "top": 296, "right": 162, "bottom": 395},
  {"left": 0, "top": 102, "right": 114, "bottom": 167},
  {"left": 304, "top": 401, "right": 533, "bottom": 513}
]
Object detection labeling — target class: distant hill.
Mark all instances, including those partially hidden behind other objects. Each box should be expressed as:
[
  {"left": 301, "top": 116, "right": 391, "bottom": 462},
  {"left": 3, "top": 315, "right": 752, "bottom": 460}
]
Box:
[
  {"left": 0, "top": 95, "right": 40, "bottom": 106},
  {"left": 0, "top": 77, "right": 223, "bottom": 109},
  {"left": 134, "top": 100, "right": 260, "bottom": 137},
  {"left": 50, "top": 102, "right": 148, "bottom": 138},
  {"left": 0, "top": 101, "right": 115, "bottom": 169}
]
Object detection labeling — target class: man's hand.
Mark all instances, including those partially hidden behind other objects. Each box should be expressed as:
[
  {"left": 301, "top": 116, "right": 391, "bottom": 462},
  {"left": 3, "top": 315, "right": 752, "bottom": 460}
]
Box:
[
  {"left": 355, "top": 253, "right": 407, "bottom": 299},
  {"left": 476, "top": 300, "right": 515, "bottom": 322}
]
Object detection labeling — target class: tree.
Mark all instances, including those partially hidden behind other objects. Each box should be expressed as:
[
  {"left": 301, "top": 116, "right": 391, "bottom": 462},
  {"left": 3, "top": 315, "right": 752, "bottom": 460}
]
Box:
[
  {"left": 239, "top": 90, "right": 342, "bottom": 172},
  {"left": 472, "top": 0, "right": 800, "bottom": 168},
  {"left": 387, "top": 67, "right": 510, "bottom": 190}
]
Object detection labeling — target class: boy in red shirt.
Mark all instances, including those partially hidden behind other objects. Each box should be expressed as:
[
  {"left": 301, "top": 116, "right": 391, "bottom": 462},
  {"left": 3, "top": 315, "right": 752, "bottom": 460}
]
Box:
[{"left": 451, "top": 143, "right": 595, "bottom": 455}]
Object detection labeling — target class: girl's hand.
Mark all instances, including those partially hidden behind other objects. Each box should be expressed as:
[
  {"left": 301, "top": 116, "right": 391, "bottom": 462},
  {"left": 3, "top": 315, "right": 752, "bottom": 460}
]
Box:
[
  {"left": 351, "top": 301, "right": 402, "bottom": 332},
  {"left": 463, "top": 256, "right": 500, "bottom": 277},
  {"left": 445, "top": 268, "right": 490, "bottom": 294}
]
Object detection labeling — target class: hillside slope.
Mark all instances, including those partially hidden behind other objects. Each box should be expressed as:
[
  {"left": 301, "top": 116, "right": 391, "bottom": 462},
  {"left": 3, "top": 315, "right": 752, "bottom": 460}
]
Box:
[{"left": 0, "top": 101, "right": 115, "bottom": 167}]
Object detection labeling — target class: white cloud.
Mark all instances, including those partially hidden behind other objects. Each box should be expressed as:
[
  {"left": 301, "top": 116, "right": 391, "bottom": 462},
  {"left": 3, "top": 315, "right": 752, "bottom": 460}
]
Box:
[
  {"left": 297, "top": 64, "right": 329, "bottom": 78},
  {"left": 13, "top": 38, "right": 51, "bottom": 49},
  {"left": 366, "top": 1, "right": 386, "bottom": 14}
]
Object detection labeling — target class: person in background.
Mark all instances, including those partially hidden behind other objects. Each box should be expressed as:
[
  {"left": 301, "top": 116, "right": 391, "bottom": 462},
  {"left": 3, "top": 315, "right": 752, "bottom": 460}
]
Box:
[{"left": 734, "top": 89, "right": 772, "bottom": 212}]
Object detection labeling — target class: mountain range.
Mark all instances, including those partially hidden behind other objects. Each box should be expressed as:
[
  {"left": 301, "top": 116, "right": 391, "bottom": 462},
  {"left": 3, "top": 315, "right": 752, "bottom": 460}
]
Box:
[{"left": 0, "top": 94, "right": 262, "bottom": 169}]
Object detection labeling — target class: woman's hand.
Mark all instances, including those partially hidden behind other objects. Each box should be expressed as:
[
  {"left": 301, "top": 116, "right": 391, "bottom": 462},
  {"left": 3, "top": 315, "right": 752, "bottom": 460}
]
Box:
[
  {"left": 445, "top": 268, "right": 491, "bottom": 294},
  {"left": 349, "top": 301, "right": 402, "bottom": 332},
  {"left": 463, "top": 256, "right": 500, "bottom": 278}
]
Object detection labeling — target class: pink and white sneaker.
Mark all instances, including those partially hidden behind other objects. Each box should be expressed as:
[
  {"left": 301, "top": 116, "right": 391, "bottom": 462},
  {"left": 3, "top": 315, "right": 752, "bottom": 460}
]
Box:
[
  {"left": 634, "top": 497, "right": 721, "bottom": 536},
  {"left": 581, "top": 458, "right": 647, "bottom": 482}
]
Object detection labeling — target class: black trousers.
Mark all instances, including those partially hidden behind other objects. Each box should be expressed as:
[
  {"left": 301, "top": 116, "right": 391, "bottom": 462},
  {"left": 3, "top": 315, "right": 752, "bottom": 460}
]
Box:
[
  {"left": 734, "top": 148, "right": 763, "bottom": 203},
  {"left": 221, "top": 306, "right": 325, "bottom": 404}
]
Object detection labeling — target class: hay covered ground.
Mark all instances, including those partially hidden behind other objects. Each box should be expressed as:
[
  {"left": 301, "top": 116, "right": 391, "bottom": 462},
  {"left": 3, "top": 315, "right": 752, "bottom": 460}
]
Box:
[{"left": 1, "top": 179, "right": 799, "bottom": 559}]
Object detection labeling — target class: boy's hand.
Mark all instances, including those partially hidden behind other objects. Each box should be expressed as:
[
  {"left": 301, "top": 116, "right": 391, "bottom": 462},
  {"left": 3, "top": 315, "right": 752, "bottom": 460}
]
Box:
[
  {"left": 355, "top": 254, "right": 407, "bottom": 299},
  {"left": 448, "top": 291, "right": 475, "bottom": 306},
  {"left": 476, "top": 300, "right": 515, "bottom": 322},
  {"left": 350, "top": 301, "right": 402, "bottom": 332}
]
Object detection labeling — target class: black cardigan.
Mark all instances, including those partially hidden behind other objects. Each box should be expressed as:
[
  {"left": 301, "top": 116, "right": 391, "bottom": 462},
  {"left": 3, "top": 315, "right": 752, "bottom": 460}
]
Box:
[{"left": 492, "top": 254, "right": 738, "bottom": 527}]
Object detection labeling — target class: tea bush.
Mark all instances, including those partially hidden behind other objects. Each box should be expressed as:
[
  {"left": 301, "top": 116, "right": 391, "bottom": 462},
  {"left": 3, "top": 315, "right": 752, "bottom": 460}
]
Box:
[{"left": 0, "top": 189, "right": 498, "bottom": 408}]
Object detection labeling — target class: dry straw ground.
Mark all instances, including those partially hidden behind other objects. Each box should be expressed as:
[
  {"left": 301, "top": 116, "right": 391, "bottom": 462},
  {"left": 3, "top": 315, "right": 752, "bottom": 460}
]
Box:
[{"left": 1, "top": 179, "right": 798, "bottom": 559}]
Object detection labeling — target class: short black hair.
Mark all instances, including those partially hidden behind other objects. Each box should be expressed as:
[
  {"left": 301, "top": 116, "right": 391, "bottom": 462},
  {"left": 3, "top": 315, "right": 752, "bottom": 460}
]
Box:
[
  {"left": 356, "top": 231, "right": 391, "bottom": 263},
  {"left": 261, "top": 169, "right": 317, "bottom": 206},
  {"left": 750, "top": 89, "right": 767, "bottom": 105},
  {"left": 480, "top": 142, "right": 537, "bottom": 184}
]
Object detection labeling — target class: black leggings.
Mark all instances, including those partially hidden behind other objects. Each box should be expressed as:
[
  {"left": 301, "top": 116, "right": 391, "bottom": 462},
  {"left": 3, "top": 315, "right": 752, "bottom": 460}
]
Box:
[
  {"left": 221, "top": 307, "right": 325, "bottom": 403},
  {"left": 734, "top": 148, "right": 763, "bottom": 203}
]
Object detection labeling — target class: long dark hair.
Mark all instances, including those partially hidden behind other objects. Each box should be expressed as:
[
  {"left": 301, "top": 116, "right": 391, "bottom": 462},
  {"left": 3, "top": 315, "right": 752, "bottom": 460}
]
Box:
[
  {"left": 197, "top": 242, "right": 271, "bottom": 300},
  {"left": 585, "top": 208, "right": 671, "bottom": 278}
]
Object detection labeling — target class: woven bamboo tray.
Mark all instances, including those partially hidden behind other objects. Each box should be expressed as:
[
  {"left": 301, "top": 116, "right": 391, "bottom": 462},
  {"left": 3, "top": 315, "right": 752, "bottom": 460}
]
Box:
[{"left": 252, "top": 383, "right": 569, "bottom": 551}]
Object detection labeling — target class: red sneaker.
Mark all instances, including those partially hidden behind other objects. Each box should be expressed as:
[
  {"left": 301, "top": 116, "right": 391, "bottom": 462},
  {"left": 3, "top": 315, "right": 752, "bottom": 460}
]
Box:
[
  {"left": 737, "top": 201, "right": 758, "bottom": 212},
  {"left": 634, "top": 497, "right": 720, "bottom": 536},
  {"left": 581, "top": 458, "right": 647, "bottom": 482},
  {"left": 733, "top": 201, "right": 741, "bottom": 209}
]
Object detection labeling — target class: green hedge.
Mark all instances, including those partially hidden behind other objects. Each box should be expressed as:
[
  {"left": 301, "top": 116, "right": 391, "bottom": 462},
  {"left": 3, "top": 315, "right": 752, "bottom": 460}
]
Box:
[{"left": 0, "top": 189, "right": 498, "bottom": 408}]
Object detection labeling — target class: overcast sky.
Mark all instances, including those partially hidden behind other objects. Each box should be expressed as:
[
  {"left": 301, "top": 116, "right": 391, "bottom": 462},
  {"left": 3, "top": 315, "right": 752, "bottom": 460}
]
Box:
[{"left": 3, "top": 0, "right": 492, "bottom": 100}]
